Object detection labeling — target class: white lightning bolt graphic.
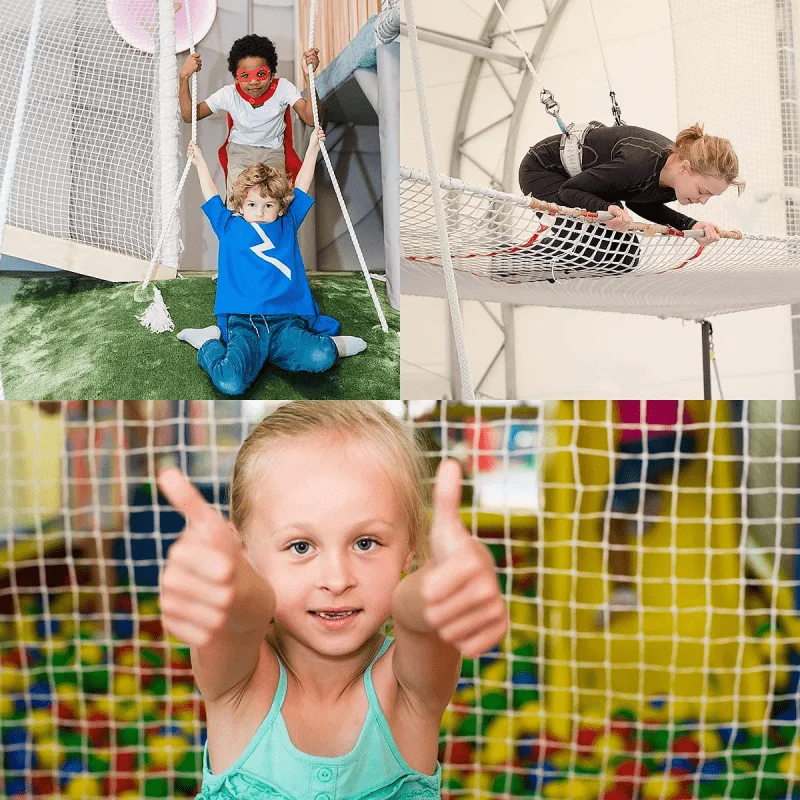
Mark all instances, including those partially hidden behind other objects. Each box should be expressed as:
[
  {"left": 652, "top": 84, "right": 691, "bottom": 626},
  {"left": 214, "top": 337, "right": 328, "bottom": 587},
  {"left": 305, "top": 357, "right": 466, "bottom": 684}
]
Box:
[{"left": 249, "top": 222, "right": 291, "bottom": 280}]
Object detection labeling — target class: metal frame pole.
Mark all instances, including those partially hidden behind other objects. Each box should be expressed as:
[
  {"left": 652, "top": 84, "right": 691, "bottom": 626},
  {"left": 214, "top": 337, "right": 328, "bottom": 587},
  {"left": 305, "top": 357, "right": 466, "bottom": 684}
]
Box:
[{"left": 701, "top": 320, "right": 712, "bottom": 400}]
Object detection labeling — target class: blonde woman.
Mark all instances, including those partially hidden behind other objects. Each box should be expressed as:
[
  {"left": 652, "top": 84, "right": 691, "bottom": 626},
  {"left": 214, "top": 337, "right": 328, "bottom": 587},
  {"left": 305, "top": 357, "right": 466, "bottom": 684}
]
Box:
[{"left": 516, "top": 123, "right": 744, "bottom": 278}]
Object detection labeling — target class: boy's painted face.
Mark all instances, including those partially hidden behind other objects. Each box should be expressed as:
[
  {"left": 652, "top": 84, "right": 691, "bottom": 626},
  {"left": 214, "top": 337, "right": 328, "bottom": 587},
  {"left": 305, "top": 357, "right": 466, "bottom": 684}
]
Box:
[
  {"left": 235, "top": 57, "right": 272, "bottom": 99},
  {"left": 242, "top": 434, "right": 413, "bottom": 658},
  {"left": 673, "top": 162, "right": 729, "bottom": 206},
  {"left": 240, "top": 187, "right": 280, "bottom": 223}
]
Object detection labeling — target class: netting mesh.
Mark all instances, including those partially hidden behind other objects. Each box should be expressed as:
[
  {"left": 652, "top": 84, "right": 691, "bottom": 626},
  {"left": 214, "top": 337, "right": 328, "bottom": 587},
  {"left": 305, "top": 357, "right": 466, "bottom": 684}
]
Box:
[
  {"left": 400, "top": 168, "right": 800, "bottom": 319},
  {"left": 2, "top": 400, "right": 800, "bottom": 799},
  {"left": 0, "top": 0, "right": 174, "bottom": 264}
]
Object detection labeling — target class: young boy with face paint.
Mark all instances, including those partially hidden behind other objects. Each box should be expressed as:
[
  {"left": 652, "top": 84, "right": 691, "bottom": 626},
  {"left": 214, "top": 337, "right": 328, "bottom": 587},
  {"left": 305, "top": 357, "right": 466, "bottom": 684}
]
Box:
[{"left": 179, "top": 34, "right": 322, "bottom": 205}]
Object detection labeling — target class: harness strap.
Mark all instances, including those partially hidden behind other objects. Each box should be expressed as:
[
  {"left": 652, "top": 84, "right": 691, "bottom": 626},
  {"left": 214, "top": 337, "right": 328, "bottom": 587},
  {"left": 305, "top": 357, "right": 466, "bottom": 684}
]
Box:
[{"left": 559, "top": 121, "right": 604, "bottom": 177}]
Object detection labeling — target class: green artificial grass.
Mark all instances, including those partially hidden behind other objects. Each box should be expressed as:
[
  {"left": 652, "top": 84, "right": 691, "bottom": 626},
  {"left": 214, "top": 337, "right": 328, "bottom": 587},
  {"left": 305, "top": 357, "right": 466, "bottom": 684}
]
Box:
[{"left": 0, "top": 273, "right": 399, "bottom": 399}]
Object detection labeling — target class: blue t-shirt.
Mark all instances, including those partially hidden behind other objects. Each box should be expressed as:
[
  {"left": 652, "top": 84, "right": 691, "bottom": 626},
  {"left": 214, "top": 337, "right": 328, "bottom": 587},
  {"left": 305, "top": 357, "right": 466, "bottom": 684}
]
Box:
[{"left": 202, "top": 191, "right": 339, "bottom": 337}]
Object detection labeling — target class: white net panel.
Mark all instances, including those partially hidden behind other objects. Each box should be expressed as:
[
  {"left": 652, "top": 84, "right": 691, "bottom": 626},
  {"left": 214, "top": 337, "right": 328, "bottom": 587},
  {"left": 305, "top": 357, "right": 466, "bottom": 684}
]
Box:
[
  {"left": 0, "top": 0, "right": 177, "bottom": 270},
  {"left": 400, "top": 168, "right": 800, "bottom": 319},
  {"left": 2, "top": 400, "right": 800, "bottom": 799}
]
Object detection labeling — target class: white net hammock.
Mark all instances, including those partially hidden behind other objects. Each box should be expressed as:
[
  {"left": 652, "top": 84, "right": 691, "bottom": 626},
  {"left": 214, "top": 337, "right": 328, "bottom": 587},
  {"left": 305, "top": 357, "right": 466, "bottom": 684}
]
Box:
[{"left": 400, "top": 168, "right": 800, "bottom": 320}]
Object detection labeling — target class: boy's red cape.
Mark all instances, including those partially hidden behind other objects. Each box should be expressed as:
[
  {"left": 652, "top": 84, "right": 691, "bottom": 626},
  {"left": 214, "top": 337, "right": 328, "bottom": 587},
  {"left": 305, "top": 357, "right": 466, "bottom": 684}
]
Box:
[{"left": 218, "top": 79, "right": 303, "bottom": 181}]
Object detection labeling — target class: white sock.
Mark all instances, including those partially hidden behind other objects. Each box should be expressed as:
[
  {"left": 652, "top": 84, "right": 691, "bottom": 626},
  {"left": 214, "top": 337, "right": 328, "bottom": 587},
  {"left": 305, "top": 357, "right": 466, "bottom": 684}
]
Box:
[
  {"left": 177, "top": 325, "right": 221, "bottom": 350},
  {"left": 333, "top": 335, "right": 367, "bottom": 358}
]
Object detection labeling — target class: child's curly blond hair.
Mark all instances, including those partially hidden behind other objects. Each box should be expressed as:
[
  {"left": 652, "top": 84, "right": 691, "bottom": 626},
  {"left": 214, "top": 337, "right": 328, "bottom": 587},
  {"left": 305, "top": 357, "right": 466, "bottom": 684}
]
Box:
[{"left": 229, "top": 163, "right": 294, "bottom": 214}]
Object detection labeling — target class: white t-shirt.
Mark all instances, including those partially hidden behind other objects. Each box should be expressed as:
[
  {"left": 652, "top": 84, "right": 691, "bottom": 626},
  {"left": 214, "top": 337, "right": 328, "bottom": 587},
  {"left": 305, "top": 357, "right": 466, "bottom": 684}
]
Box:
[{"left": 204, "top": 78, "right": 302, "bottom": 148}]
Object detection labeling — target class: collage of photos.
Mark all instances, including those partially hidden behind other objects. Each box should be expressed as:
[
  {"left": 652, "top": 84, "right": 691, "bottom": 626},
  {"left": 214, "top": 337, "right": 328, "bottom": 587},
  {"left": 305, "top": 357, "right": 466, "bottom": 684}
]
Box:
[{"left": 4, "top": 2, "right": 800, "bottom": 800}]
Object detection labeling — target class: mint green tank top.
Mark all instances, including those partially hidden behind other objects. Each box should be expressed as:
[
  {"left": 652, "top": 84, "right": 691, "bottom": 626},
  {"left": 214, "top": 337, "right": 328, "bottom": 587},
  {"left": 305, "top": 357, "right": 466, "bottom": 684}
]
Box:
[{"left": 196, "top": 637, "right": 442, "bottom": 800}]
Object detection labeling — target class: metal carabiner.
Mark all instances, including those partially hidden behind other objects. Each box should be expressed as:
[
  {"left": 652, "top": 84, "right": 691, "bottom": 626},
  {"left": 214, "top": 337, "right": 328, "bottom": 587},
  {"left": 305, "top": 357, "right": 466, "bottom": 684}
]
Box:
[{"left": 539, "top": 88, "right": 569, "bottom": 135}]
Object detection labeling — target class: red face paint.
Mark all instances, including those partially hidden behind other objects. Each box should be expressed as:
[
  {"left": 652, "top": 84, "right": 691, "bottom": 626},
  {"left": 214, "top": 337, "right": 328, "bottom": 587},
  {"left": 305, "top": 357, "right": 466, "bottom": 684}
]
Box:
[{"left": 236, "top": 68, "right": 270, "bottom": 83}]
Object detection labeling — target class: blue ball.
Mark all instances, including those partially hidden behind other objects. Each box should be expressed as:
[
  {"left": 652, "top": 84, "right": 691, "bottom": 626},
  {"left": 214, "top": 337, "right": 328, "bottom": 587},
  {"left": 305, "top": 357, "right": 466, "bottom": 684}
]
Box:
[
  {"left": 716, "top": 725, "right": 746, "bottom": 747},
  {"left": 36, "top": 618, "right": 60, "bottom": 638},
  {"left": 5, "top": 776, "right": 27, "bottom": 796},
  {"left": 699, "top": 759, "right": 726, "bottom": 780},
  {"left": 513, "top": 669, "right": 537, "bottom": 688},
  {"left": 525, "top": 760, "right": 559, "bottom": 792},
  {"left": 59, "top": 757, "right": 85, "bottom": 786},
  {"left": 29, "top": 680, "right": 52, "bottom": 710},
  {"left": 2, "top": 727, "right": 30, "bottom": 772},
  {"left": 113, "top": 616, "right": 135, "bottom": 638},
  {"left": 662, "top": 756, "right": 696, "bottom": 774}
]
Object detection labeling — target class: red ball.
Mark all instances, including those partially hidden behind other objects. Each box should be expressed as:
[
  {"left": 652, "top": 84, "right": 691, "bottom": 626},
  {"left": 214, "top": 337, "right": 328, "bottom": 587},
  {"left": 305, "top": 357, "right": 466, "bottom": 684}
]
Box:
[
  {"left": 30, "top": 776, "right": 55, "bottom": 795},
  {"left": 576, "top": 726, "right": 601, "bottom": 753},
  {"left": 600, "top": 788, "right": 633, "bottom": 800},
  {"left": 673, "top": 789, "right": 693, "bottom": 800},
  {"left": 87, "top": 709, "right": 111, "bottom": 748},
  {"left": 672, "top": 734, "right": 701, "bottom": 763},
  {"left": 614, "top": 758, "right": 650, "bottom": 790},
  {"left": 446, "top": 740, "right": 473, "bottom": 765}
]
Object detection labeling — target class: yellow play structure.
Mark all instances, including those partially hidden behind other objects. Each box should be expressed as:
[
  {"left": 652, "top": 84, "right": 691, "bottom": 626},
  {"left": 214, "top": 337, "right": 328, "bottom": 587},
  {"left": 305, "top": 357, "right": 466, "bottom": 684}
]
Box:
[{"left": 540, "top": 400, "right": 800, "bottom": 741}]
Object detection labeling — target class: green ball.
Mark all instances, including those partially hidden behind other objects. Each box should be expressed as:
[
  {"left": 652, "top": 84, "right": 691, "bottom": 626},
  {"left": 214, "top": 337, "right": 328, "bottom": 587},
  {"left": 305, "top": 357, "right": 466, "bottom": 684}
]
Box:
[
  {"left": 480, "top": 692, "right": 508, "bottom": 713},
  {"left": 175, "top": 750, "right": 200, "bottom": 776},
  {"left": 142, "top": 648, "right": 165, "bottom": 668},
  {"left": 460, "top": 658, "right": 476, "bottom": 679},
  {"left": 149, "top": 676, "right": 168, "bottom": 696},
  {"left": 513, "top": 642, "right": 536, "bottom": 659},
  {"left": 641, "top": 726, "right": 671, "bottom": 753},
  {"left": 612, "top": 707, "right": 637, "bottom": 722},
  {"left": 512, "top": 688, "right": 539, "bottom": 709},
  {"left": 442, "top": 775, "right": 464, "bottom": 790},
  {"left": 81, "top": 668, "right": 109, "bottom": 694},
  {"left": 491, "top": 772, "right": 526, "bottom": 795},
  {"left": 118, "top": 726, "right": 141, "bottom": 747},
  {"left": 456, "top": 713, "right": 490, "bottom": 737},
  {"left": 87, "top": 752, "right": 110, "bottom": 773},
  {"left": 144, "top": 776, "right": 170, "bottom": 798}
]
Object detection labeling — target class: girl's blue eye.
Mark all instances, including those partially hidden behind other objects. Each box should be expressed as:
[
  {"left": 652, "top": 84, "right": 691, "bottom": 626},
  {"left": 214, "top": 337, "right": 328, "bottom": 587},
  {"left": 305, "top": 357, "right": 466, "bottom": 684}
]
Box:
[
  {"left": 290, "top": 541, "right": 311, "bottom": 555},
  {"left": 355, "top": 538, "right": 377, "bottom": 552}
]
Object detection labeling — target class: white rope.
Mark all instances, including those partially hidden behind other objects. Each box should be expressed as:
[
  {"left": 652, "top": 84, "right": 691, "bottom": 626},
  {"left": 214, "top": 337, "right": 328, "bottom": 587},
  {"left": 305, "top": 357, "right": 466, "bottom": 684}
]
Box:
[
  {"left": 136, "top": 0, "right": 194, "bottom": 332},
  {"left": 0, "top": 0, "right": 43, "bottom": 393},
  {"left": 405, "top": 0, "right": 474, "bottom": 400},
  {"left": 587, "top": 0, "right": 616, "bottom": 98},
  {"left": 490, "top": 0, "right": 542, "bottom": 87},
  {"left": 307, "top": 0, "right": 389, "bottom": 333},
  {"left": 0, "top": 0, "right": 44, "bottom": 263}
]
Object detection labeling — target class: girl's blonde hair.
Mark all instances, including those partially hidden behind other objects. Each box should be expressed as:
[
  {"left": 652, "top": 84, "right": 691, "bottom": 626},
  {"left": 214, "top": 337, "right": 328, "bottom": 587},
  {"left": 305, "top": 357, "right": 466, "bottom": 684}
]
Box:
[
  {"left": 230, "top": 401, "right": 431, "bottom": 567},
  {"left": 229, "top": 163, "right": 294, "bottom": 213},
  {"left": 672, "top": 123, "right": 745, "bottom": 196}
]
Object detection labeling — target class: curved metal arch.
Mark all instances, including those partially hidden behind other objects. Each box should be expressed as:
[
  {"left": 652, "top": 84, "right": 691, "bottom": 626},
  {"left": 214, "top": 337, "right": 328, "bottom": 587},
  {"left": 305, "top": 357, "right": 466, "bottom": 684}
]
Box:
[{"left": 449, "top": 0, "right": 574, "bottom": 192}]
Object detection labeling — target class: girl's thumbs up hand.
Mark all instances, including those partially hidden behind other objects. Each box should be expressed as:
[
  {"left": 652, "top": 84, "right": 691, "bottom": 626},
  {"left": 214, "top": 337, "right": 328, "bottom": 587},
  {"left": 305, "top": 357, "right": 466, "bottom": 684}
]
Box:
[
  {"left": 421, "top": 460, "right": 509, "bottom": 657},
  {"left": 158, "top": 467, "right": 256, "bottom": 647}
]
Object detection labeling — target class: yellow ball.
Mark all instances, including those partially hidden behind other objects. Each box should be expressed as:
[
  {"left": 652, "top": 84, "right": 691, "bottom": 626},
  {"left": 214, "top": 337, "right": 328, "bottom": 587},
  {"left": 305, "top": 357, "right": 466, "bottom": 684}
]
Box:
[
  {"left": 65, "top": 774, "right": 103, "bottom": 798},
  {"left": 544, "top": 778, "right": 599, "bottom": 799},
  {"left": 139, "top": 598, "right": 161, "bottom": 616},
  {"left": 513, "top": 700, "right": 542, "bottom": 737},
  {"left": 694, "top": 728, "right": 723, "bottom": 753},
  {"left": 779, "top": 748, "right": 800, "bottom": 777},
  {"left": 118, "top": 648, "right": 136, "bottom": 668},
  {"left": 549, "top": 750, "right": 575, "bottom": 769},
  {"left": 35, "top": 737, "right": 63, "bottom": 770},
  {"left": 0, "top": 694, "right": 15, "bottom": 719},
  {"left": 116, "top": 700, "right": 141, "bottom": 722},
  {"left": 439, "top": 707, "right": 463, "bottom": 735},
  {"left": 581, "top": 706, "right": 609, "bottom": 729},
  {"left": 28, "top": 708, "right": 55, "bottom": 740},
  {"left": 117, "top": 793, "right": 141, "bottom": 800},
  {"left": 478, "top": 739, "right": 512, "bottom": 766},
  {"left": 463, "top": 770, "right": 493, "bottom": 791},
  {"left": 0, "top": 664, "right": 24, "bottom": 693},
  {"left": 480, "top": 659, "right": 506, "bottom": 687},
  {"left": 594, "top": 732, "right": 627, "bottom": 761},
  {"left": 114, "top": 673, "right": 138, "bottom": 696},
  {"left": 78, "top": 641, "right": 104, "bottom": 666},
  {"left": 642, "top": 775, "right": 680, "bottom": 799},
  {"left": 148, "top": 733, "right": 190, "bottom": 768}
]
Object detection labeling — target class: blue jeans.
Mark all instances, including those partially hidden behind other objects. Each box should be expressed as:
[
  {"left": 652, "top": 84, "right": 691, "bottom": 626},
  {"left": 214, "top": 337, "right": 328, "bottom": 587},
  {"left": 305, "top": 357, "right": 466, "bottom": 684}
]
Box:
[
  {"left": 611, "top": 432, "right": 696, "bottom": 514},
  {"left": 198, "top": 313, "right": 338, "bottom": 396}
]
